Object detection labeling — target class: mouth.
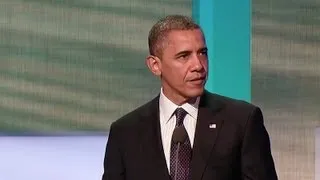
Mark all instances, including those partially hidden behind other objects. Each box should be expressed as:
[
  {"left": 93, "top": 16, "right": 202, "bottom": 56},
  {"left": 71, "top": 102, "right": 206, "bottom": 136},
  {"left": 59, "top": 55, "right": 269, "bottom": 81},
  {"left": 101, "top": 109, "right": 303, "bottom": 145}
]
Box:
[{"left": 189, "top": 76, "right": 206, "bottom": 85}]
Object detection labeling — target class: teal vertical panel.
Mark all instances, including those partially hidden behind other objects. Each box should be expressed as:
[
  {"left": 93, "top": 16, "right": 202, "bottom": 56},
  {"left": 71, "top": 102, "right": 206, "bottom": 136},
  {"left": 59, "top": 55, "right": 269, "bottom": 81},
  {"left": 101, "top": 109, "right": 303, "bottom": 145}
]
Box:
[{"left": 192, "top": 0, "right": 251, "bottom": 102}]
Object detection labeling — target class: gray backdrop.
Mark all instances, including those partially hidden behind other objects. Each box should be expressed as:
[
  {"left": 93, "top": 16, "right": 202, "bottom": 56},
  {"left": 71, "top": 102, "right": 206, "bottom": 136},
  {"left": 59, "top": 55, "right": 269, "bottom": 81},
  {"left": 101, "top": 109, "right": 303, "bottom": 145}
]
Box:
[{"left": 252, "top": 0, "right": 320, "bottom": 179}]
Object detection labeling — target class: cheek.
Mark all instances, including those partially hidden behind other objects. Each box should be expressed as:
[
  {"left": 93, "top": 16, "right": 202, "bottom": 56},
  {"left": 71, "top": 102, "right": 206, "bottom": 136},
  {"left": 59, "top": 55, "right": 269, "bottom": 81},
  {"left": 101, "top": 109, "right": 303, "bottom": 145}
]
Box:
[
  {"left": 161, "top": 61, "right": 189, "bottom": 84},
  {"left": 168, "top": 68, "right": 188, "bottom": 85},
  {"left": 162, "top": 64, "right": 181, "bottom": 81},
  {"left": 182, "top": 68, "right": 193, "bottom": 81},
  {"left": 202, "top": 60, "right": 209, "bottom": 71}
]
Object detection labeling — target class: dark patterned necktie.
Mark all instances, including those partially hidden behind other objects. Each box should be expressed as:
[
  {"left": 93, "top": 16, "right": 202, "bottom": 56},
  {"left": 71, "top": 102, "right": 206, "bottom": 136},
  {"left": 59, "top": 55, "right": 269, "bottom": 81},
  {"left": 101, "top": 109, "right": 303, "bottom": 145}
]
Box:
[{"left": 170, "top": 108, "right": 192, "bottom": 180}]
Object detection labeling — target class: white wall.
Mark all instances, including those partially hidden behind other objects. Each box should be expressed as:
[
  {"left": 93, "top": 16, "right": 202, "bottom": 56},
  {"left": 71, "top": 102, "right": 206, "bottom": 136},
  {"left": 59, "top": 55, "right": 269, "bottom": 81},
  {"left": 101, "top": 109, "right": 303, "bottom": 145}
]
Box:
[{"left": 0, "top": 136, "right": 108, "bottom": 180}]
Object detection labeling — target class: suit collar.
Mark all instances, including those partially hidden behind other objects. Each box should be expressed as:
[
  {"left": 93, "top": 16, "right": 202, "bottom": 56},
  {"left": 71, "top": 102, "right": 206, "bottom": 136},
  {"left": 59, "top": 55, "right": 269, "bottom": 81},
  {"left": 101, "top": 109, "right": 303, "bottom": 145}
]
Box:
[
  {"left": 199, "top": 90, "right": 225, "bottom": 112},
  {"left": 138, "top": 96, "right": 171, "bottom": 180},
  {"left": 191, "top": 90, "right": 225, "bottom": 180}
]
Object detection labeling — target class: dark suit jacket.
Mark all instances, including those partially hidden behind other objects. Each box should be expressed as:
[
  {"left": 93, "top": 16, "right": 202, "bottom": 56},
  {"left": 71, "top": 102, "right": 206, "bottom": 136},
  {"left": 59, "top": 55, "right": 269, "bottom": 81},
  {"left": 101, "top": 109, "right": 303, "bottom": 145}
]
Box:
[{"left": 102, "top": 91, "right": 278, "bottom": 180}]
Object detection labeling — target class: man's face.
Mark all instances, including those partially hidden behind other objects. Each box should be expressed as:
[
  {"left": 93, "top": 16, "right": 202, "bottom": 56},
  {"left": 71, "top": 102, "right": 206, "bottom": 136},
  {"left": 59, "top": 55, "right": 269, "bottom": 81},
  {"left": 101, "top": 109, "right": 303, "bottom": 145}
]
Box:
[{"left": 157, "top": 29, "right": 208, "bottom": 104}]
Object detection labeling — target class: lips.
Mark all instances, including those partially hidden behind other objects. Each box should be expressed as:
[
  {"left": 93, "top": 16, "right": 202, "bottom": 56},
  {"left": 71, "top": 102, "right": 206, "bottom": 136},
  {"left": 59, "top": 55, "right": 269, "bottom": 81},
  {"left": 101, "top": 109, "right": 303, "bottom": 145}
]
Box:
[
  {"left": 190, "top": 75, "right": 206, "bottom": 81},
  {"left": 189, "top": 76, "right": 206, "bottom": 84}
]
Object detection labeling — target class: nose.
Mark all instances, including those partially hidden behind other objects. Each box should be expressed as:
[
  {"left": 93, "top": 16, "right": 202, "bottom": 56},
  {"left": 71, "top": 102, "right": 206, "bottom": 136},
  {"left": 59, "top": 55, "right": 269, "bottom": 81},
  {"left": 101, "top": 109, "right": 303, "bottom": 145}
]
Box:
[{"left": 191, "top": 54, "right": 206, "bottom": 72}]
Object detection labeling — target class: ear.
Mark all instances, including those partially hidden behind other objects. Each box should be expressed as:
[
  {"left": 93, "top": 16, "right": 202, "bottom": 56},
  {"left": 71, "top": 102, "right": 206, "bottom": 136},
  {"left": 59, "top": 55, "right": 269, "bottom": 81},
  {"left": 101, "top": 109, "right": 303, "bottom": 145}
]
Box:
[{"left": 145, "top": 55, "right": 161, "bottom": 76}]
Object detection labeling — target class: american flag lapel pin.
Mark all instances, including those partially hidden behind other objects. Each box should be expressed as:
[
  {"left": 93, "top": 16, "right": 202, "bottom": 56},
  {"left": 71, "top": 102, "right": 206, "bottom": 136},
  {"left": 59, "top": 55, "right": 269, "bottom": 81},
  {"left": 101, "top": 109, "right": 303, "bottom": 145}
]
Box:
[{"left": 209, "top": 123, "right": 216, "bottom": 129}]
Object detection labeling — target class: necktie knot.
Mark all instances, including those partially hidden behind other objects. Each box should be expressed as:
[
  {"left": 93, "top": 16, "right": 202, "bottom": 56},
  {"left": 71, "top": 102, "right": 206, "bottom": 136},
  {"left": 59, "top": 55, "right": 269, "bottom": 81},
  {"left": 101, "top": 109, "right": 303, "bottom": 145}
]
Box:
[{"left": 175, "top": 108, "right": 187, "bottom": 127}]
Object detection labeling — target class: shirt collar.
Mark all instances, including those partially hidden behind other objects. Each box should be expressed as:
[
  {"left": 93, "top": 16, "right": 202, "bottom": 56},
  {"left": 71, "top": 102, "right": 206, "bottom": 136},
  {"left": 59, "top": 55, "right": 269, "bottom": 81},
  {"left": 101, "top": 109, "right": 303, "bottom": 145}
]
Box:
[{"left": 159, "top": 88, "right": 200, "bottom": 124}]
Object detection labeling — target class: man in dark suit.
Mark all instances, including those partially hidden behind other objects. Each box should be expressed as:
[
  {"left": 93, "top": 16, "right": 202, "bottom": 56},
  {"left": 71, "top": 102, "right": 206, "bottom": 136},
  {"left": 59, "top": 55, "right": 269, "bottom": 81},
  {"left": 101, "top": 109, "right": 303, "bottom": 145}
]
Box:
[{"left": 102, "top": 15, "right": 278, "bottom": 180}]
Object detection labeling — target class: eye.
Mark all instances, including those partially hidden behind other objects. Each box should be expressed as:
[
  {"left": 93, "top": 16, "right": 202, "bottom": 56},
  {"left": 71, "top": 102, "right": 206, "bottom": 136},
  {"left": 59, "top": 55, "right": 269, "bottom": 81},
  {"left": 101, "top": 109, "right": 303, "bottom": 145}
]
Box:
[
  {"left": 179, "top": 54, "right": 189, "bottom": 59},
  {"left": 177, "top": 53, "right": 190, "bottom": 60},
  {"left": 199, "top": 49, "right": 208, "bottom": 56}
]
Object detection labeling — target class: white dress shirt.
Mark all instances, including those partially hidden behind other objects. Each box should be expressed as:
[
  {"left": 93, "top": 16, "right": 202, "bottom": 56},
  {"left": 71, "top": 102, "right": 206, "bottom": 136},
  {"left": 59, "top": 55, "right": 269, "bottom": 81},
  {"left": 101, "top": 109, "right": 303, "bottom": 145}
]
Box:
[{"left": 159, "top": 88, "right": 200, "bottom": 172}]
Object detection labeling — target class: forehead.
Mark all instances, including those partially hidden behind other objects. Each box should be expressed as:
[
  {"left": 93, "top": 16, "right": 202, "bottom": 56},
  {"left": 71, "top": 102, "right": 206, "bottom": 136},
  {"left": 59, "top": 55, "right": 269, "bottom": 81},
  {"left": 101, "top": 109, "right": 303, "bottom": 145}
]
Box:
[{"left": 164, "top": 29, "right": 206, "bottom": 50}]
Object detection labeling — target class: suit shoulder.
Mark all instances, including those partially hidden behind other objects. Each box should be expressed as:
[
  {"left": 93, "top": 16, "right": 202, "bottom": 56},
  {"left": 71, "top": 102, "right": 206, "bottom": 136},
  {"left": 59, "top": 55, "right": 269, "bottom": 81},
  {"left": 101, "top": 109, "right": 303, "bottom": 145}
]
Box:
[
  {"left": 110, "top": 96, "right": 158, "bottom": 130},
  {"left": 205, "top": 91, "right": 264, "bottom": 129},
  {"left": 205, "top": 91, "right": 259, "bottom": 111}
]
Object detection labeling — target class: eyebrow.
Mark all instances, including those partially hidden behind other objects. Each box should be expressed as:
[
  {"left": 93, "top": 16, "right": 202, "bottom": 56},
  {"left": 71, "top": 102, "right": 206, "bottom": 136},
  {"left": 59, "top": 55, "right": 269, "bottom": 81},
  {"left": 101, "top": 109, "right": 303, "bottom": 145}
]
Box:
[{"left": 174, "top": 50, "right": 192, "bottom": 58}]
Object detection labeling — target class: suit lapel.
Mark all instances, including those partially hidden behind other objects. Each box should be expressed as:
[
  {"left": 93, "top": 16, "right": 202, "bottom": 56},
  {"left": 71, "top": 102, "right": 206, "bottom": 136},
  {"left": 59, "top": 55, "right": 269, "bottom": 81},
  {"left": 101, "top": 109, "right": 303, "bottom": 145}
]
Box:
[
  {"left": 138, "top": 96, "right": 171, "bottom": 180},
  {"left": 191, "top": 92, "right": 225, "bottom": 180}
]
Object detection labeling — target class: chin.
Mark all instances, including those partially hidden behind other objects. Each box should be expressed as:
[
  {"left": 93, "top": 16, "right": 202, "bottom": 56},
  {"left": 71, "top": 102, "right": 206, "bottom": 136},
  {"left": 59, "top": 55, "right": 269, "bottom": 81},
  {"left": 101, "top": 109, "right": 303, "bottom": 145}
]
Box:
[{"left": 186, "top": 87, "right": 204, "bottom": 98}]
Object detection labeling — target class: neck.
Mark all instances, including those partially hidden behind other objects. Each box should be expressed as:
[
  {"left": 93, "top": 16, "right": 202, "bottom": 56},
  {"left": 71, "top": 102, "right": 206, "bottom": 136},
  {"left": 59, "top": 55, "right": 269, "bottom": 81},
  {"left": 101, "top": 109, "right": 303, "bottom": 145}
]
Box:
[{"left": 161, "top": 88, "right": 198, "bottom": 106}]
